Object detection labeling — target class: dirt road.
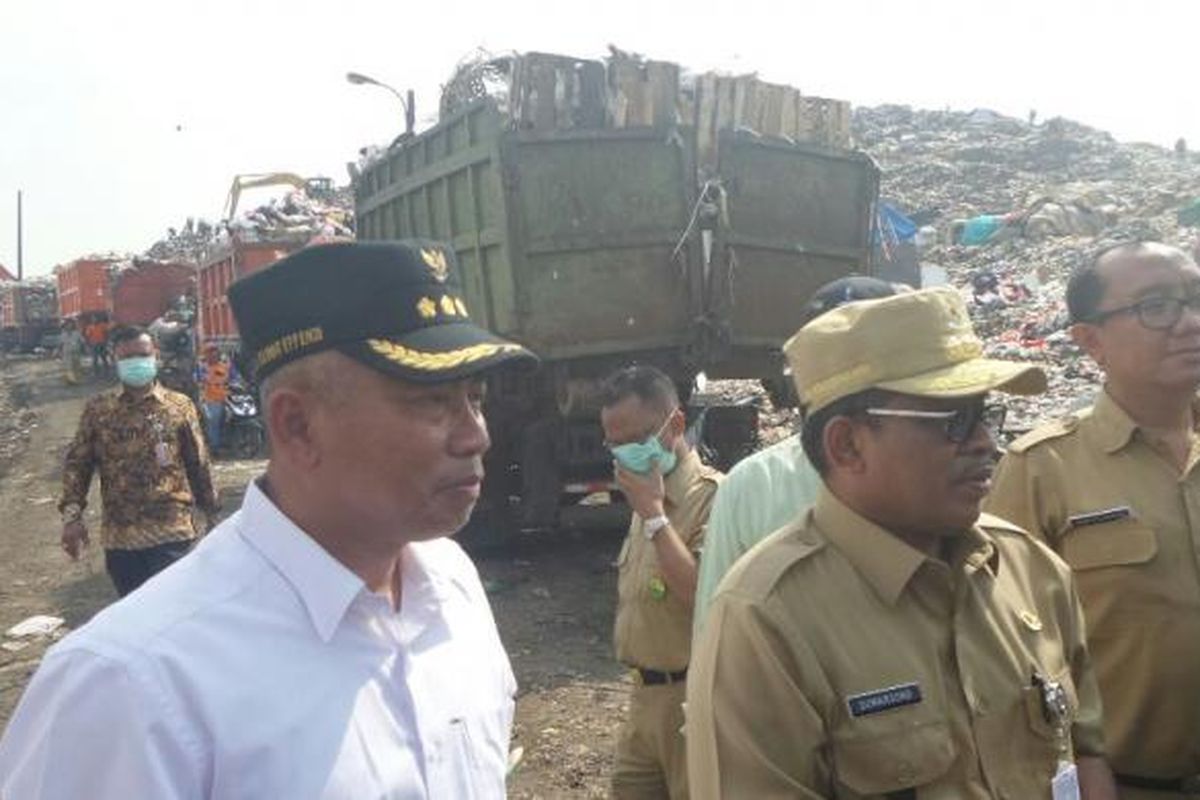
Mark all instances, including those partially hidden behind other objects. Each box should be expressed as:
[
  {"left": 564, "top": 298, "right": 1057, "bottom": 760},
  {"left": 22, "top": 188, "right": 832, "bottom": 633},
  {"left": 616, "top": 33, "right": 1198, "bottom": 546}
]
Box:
[{"left": 0, "top": 356, "right": 627, "bottom": 797}]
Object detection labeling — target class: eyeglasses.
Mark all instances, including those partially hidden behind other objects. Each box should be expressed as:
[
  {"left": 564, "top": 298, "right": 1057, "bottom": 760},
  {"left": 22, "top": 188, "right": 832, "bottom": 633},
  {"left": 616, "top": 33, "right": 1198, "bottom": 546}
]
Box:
[
  {"left": 1087, "top": 294, "right": 1200, "bottom": 331},
  {"left": 864, "top": 403, "right": 1006, "bottom": 444}
]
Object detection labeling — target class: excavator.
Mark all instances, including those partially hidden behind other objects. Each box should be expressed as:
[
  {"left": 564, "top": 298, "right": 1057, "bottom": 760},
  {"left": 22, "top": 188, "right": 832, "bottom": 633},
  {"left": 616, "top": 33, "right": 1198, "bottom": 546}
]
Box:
[{"left": 221, "top": 173, "right": 334, "bottom": 221}]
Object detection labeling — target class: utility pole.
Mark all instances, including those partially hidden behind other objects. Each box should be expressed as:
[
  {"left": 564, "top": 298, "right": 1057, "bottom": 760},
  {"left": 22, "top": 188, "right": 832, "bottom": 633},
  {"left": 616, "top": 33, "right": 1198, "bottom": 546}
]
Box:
[{"left": 16, "top": 190, "right": 23, "bottom": 281}]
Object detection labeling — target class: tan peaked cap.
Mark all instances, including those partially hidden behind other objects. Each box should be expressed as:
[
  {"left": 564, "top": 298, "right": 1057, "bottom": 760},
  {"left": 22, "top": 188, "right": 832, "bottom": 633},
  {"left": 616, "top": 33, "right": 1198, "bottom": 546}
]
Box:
[{"left": 785, "top": 286, "right": 1047, "bottom": 414}]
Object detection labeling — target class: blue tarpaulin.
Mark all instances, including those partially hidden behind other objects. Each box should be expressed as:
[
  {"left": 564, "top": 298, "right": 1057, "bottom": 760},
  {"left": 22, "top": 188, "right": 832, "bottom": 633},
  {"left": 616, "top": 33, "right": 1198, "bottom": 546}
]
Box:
[{"left": 879, "top": 202, "right": 918, "bottom": 241}]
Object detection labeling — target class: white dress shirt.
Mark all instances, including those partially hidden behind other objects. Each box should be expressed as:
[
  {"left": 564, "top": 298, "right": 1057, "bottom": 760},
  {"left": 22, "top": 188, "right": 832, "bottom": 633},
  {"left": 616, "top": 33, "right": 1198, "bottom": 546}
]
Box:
[{"left": 0, "top": 481, "right": 516, "bottom": 799}]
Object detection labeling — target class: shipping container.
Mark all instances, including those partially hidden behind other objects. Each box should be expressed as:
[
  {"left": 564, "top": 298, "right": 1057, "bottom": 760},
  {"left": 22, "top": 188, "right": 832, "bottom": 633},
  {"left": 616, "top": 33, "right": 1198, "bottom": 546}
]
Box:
[
  {"left": 197, "top": 235, "right": 308, "bottom": 346},
  {"left": 111, "top": 261, "right": 196, "bottom": 325},
  {"left": 55, "top": 259, "right": 114, "bottom": 319}
]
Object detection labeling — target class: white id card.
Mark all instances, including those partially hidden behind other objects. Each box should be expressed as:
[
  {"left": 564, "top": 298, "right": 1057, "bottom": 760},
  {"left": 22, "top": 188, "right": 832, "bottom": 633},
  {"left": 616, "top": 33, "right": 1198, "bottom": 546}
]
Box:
[
  {"left": 1052, "top": 761, "right": 1080, "bottom": 800},
  {"left": 155, "top": 441, "right": 171, "bottom": 467}
]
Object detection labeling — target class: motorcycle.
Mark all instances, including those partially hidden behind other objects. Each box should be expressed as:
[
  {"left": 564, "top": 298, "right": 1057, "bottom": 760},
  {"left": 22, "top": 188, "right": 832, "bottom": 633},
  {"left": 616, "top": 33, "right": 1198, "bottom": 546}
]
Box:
[{"left": 223, "top": 382, "right": 265, "bottom": 459}]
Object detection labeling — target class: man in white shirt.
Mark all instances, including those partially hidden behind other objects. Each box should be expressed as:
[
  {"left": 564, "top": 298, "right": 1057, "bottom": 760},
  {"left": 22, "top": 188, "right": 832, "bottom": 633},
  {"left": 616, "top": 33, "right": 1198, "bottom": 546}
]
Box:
[{"left": 0, "top": 241, "right": 538, "bottom": 799}]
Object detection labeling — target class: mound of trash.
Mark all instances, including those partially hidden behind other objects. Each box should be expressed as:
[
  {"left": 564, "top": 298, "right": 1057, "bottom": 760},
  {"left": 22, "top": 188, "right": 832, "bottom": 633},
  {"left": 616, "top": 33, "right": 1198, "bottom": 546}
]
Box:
[{"left": 855, "top": 105, "right": 1200, "bottom": 430}]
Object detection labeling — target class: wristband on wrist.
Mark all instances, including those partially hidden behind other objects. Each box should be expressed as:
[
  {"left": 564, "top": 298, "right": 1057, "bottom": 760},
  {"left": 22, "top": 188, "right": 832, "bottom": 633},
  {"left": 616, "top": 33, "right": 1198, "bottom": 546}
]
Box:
[{"left": 643, "top": 514, "right": 670, "bottom": 540}]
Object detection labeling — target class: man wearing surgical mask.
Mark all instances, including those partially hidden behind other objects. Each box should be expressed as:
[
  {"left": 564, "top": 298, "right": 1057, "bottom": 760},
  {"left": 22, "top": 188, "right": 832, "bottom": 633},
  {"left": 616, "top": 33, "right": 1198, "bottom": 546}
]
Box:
[
  {"left": 58, "top": 325, "right": 219, "bottom": 597},
  {"left": 600, "top": 364, "right": 722, "bottom": 799}
]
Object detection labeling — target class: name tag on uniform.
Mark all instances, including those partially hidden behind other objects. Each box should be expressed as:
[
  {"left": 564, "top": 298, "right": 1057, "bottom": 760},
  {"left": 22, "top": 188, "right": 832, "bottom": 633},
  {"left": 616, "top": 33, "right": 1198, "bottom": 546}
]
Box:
[
  {"left": 846, "top": 682, "right": 922, "bottom": 717},
  {"left": 1067, "top": 506, "right": 1131, "bottom": 527},
  {"left": 1051, "top": 761, "right": 1080, "bottom": 800}
]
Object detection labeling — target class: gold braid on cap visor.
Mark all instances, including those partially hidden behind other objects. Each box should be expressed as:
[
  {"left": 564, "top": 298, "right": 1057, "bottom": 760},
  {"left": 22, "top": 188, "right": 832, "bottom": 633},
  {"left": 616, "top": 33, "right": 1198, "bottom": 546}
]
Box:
[{"left": 366, "top": 338, "right": 525, "bottom": 371}]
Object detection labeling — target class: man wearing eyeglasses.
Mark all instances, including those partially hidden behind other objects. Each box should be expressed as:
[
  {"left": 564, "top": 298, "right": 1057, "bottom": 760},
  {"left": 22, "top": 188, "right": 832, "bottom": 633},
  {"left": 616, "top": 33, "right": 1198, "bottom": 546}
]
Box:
[
  {"left": 687, "top": 287, "right": 1119, "bottom": 799},
  {"left": 600, "top": 364, "right": 722, "bottom": 799},
  {"left": 986, "top": 241, "right": 1200, "bottom": 799}
]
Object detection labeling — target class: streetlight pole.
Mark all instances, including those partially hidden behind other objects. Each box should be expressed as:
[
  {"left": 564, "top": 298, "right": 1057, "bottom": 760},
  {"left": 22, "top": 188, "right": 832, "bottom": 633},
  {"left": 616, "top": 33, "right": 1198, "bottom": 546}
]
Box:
[{"left": 346, "top": 72, "right": 415, "bottom": 135}]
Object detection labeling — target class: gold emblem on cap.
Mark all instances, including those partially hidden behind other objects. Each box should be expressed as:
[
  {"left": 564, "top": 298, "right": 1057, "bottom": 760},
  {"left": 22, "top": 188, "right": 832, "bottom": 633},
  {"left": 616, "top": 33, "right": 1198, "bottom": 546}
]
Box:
[
  {"left": 421, "top": 248, "right": 450, "bottom": 282},
  {"left": 417, "top": 297, "right": 437, "bottom": 319},
  {"left": 454, "top": 298, "right": 468, "bottom": 317},
  {"left": 1019, "top": 610, "right": 1043, "bottom": 632},
  {"left": 440, "top": 296, "right": 457, "bottom": 316}
]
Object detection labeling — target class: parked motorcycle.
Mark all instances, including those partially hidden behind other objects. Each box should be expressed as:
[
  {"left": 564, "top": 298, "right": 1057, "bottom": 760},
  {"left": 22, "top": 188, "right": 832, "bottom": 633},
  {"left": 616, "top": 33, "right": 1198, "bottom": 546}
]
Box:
[{"left": 223, "top": 383, "right": 265, "bottom": 459}]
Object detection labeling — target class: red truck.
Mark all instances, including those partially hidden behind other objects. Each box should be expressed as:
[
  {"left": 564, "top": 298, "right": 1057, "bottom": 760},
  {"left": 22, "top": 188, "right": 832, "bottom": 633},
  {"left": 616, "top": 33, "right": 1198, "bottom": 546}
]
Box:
[
  {"left": 196, "top": 234, "right": 308, "bottom": 347},
  {"left": 111, "top": 261, "right": 195, "bottom": 325},
  {"left": 55, "top": 257, "right": 195, "bottom": 325},
  {"left": 55, "top": 258, "right": 113, "bottom": 320}
]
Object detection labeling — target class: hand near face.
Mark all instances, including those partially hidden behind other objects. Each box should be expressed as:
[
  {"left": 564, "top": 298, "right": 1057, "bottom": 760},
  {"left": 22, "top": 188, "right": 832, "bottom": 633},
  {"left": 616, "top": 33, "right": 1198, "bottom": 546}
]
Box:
[{"left": 615, "top": 462, "right": 666, "bottom": 520}]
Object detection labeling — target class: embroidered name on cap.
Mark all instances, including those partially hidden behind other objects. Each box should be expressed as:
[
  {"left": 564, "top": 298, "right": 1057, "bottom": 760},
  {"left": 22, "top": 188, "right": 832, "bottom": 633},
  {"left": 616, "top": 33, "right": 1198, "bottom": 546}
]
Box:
[{"left": 846, "top": 683, "right": 923, "bottom": 718}]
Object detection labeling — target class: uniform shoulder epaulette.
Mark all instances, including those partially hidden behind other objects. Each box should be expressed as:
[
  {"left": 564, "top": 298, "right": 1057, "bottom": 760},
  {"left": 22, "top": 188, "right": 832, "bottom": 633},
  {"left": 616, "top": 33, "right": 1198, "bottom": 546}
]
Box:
[
  {"left": 976, "top": 512, "right": 1030, "bottom": 537},
  {"left": 726, "top": 516, "right": 826, "bottom": 595},
  {"left": 698, "top": 462, "right": 724, "bottom": 485},
  {"left": 1006, "top": 414, "right": 1081, "bottom": 454}
]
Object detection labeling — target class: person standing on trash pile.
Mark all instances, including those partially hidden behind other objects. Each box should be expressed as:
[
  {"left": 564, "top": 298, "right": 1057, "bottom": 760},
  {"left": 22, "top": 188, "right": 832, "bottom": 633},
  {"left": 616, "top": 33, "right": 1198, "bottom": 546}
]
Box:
[
  {"left": 602, "top": 364, "right": 721, "bottom": 800},
  {"left": 56, "top": 324, "right": 219, "bottom": 598},
  {"left": 986, "top": 241, "right": 1200, "bottom": 799},
  {"left": 692, "top": 276, "right": 897, "bottom": 639},
  {"left": 196, "top": 344, "right": 231, "bottom": 452},
  {"left": 0, "top": 241, "right": 537, "bottom": 799},
  {"left": 688, "top": 286, "right": 1119, "bottom": 799}
]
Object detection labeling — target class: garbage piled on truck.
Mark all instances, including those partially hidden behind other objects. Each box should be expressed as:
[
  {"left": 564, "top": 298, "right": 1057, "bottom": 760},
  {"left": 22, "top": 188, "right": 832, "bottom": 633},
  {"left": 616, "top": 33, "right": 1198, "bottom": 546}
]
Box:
[
  {"left": 143, "top": 184, "right": 355, "bottom": 264},
  {"left": 359, "top": 46, "right": 852, "bottom": 175}
]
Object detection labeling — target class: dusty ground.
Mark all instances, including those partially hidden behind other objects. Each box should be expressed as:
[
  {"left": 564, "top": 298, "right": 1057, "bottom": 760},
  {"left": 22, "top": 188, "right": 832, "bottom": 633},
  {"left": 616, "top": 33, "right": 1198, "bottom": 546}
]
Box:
[{"left": 0, "top": 355, "right": 627, "bottom": 797}]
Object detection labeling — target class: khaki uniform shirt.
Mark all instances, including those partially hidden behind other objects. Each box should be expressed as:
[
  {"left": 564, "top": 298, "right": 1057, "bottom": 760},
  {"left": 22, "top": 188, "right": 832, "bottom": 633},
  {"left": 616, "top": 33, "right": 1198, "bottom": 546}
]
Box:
[
  {"left": 986, "top": 389, "right": 1200, "bottom": 780},
  {"left": 687, "top": 487, "right": 1105, "bottom": 800},
  {"left": 614, "top": 450, "right": 720, "bottom": 672},
  {"left": 60, "top": 384, "right": 219, "bottom": 550}
]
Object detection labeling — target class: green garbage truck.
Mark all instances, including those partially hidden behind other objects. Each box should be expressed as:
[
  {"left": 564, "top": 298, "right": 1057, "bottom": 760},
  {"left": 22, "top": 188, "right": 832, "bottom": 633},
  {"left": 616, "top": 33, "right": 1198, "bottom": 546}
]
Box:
[{"left": 354, "top": 50, "right": 881, "bottom": 538}]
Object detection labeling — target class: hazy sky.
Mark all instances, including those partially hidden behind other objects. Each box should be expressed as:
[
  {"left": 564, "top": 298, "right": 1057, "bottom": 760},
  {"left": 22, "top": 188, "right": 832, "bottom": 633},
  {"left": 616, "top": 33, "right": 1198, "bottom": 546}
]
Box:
[{"left": 2, "top": 0, "right": 1195, "bottom": 277}]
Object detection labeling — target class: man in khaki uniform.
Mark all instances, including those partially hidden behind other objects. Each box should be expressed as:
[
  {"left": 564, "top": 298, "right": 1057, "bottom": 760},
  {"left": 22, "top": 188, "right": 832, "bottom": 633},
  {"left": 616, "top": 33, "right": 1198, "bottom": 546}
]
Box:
[
  {"left": 986, "top": 242, "right": 1200, "bottom": 798},
  {"left": 601, "top": 364, "right": 722, "bottom": 799},
  {"left": 688, "top": 287, "right": 1118, "bottom": 799}
]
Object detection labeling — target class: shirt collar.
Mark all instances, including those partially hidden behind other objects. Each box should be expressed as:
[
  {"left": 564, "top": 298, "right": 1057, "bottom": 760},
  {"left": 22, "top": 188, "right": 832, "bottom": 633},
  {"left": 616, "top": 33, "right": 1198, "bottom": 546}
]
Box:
[
  {"left": 1091, "top": 388, "right": 1200, "bottom": 454},
  {"left": 235, "top": 480, "right": 367, "bottom": 642},
  {"left": 1091, "top": 389, "right": 1140, "bottom": 453},
  {"left": 812, "top": 487, "right": 998, "bottom": 605},
  {"left": 663, "top": 448, "right": 702, "bottom": 508},
  {"left": 119, "top": 382, "right": 166, "bottom": 404}
]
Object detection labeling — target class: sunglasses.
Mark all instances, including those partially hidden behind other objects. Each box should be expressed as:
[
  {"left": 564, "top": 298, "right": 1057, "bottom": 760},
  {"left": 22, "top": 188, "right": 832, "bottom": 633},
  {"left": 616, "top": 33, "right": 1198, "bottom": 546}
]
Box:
[{"left": 864, "top": 402, "right": 1006, "bottom": 444}]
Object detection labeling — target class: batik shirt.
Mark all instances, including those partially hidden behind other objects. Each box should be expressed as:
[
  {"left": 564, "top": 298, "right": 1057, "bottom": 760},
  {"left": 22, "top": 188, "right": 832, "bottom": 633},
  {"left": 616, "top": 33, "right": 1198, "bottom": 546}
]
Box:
[{"left": 59, "top": 384, "right": 218, "bottom": 550}]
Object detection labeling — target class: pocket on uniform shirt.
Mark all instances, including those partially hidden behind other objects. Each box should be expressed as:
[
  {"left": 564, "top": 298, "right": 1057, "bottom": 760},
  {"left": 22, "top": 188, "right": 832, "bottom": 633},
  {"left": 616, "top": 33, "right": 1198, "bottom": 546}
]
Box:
[
  {"left": 1059, "top": 521, "right": 1157, "bottom": 571},
  {"left": 831, "top": 719, "right": 956, "bottom": 795}
]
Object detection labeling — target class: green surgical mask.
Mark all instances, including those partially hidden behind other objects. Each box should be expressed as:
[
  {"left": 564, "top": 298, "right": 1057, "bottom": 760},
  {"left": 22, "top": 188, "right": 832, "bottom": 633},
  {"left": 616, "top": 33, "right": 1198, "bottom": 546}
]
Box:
[
  {"left": 610, "top": 413, "right": 678, "bottom": 475},
  {"left": 117, "top": 356, "right": 158, "bottom": 387}
]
